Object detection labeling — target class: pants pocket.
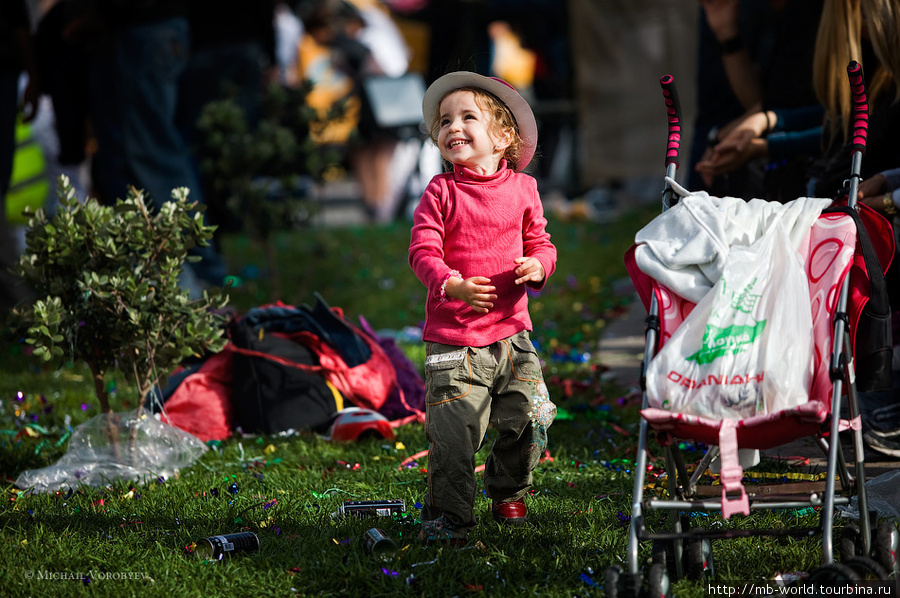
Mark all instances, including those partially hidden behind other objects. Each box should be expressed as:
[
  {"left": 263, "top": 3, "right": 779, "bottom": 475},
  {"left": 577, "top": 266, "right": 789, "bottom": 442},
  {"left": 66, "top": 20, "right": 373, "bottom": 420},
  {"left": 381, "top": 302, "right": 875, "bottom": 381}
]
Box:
[
  {"left": 509, "top": 332, "right": 542, "bottom": 380},
  {"left": 425, "top": 346, "right": 471, "bottom": 403}
]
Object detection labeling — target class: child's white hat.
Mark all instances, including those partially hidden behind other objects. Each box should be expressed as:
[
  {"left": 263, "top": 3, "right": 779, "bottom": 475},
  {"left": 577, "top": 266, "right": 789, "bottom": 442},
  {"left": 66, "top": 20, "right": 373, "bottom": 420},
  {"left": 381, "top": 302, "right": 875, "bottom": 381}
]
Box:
[{"left": 422, "top": 71, "right": 537, "bottom": 171}]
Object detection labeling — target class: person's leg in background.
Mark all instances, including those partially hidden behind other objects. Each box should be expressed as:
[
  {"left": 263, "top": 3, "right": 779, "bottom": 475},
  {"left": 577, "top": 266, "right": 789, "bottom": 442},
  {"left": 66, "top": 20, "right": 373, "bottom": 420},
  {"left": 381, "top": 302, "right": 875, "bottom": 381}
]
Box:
[
  {"left": 114, "top": 17, "right": 227, "bottom": 291},
  {"left": 350, "top": 137, "right": 398, "bottom": 223},
  {"left": 860, "top": 319, "right": 900, "bottom": 459},
  {"left": 177, "top": 39, "right": 269, "bottom": 240},
  {"left": 860, "top": 375, "right": 900, "bottom": 459}
]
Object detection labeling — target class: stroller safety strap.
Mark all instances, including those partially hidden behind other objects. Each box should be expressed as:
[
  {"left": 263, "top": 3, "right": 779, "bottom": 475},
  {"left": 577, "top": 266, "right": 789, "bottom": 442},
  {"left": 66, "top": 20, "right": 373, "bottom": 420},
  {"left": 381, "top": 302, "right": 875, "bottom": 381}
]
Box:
[{"left": 719, "top": 419, "right": 750, "bottom": 518}]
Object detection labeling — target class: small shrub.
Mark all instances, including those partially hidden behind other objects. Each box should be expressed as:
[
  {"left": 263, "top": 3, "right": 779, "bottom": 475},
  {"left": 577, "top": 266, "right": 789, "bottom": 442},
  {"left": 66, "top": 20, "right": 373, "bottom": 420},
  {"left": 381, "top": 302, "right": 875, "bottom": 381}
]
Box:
[{"left": 15, "top": 176, "right": 229, "bottom": 412}]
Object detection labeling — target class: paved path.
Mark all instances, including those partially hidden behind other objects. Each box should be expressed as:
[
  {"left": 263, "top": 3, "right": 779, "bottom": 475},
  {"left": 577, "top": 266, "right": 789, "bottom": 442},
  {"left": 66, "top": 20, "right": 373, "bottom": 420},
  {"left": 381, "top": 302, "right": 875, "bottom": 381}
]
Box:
[
  {"left": 597, "top": 296, "right": 647, "bottom": 391},
  {"left": 309, "top": 179, "right": 369, "bottom": 227}
]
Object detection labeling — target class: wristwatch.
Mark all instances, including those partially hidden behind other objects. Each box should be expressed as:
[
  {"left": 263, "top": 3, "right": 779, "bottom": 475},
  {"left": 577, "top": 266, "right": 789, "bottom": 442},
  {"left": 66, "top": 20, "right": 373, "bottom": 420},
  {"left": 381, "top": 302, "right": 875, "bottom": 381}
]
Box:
[{"left": 881, "top": 193, "right": 898, "bottom": 216}]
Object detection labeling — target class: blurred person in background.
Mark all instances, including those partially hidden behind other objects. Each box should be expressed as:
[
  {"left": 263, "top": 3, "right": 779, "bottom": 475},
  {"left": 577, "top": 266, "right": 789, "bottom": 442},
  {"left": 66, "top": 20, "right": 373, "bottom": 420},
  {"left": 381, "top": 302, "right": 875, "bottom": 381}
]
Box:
[
  {"left": 275, "top": 2, "right": 304, "bottom": 87},
  {"left": 177, "top": 0, "right": 278, "bottom": 237},
  {"left": 695, "top": 0, "right": 900, "bottom": 203},
  {"left": 297, "top": 0, "right": 412, "bottom": 223},
  {"left": 690, "top": 0, "right": 822, "bottom": 202},
  {"left": 179, "top": 0, "right": 278, "bottom": 143},
  {"left": 77, "top": 0, "right": 228, "bottom": 295},
  {"left": 0, "top": 0, "right": 38, "bottom": 316}
]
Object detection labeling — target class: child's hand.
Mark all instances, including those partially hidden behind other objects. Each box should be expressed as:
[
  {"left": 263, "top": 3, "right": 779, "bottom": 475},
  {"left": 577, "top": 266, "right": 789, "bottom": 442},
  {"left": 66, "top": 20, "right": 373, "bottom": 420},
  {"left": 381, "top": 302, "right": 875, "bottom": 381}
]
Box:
[
  {"left": 513, "top": 257, "right": 545, "bottom": 285},
  {"left": 446, "top": 276, "right": 497, "bottom": 313}
]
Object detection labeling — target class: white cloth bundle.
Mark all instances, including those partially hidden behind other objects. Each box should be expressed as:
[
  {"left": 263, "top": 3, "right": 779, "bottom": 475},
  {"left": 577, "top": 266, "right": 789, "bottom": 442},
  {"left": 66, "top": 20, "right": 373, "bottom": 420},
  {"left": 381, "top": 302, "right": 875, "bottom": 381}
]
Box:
[{"left": 634, "top": 177, "right": 832, "bottom": 303}]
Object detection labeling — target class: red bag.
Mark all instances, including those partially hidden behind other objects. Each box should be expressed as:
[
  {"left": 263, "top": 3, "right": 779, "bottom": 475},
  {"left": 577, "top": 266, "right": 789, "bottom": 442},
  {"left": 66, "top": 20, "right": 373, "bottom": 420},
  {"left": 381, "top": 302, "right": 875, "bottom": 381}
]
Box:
[
  {"left": 289, "top": 312, "right": 395, "bottom": 411},
  {"left": 227, "top": 304, "right": 396, "bottom": 412},
  {"left": 160, "top": 302, "right": 397, "bottom": 439},
  {"left": 160, "top": 346, "right": 235, "bottom": 442}
]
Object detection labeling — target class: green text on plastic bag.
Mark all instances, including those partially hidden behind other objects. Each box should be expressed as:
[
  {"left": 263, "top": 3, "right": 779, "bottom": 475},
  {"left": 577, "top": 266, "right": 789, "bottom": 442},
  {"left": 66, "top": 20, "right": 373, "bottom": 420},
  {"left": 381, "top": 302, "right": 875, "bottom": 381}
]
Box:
[{"left": 686, "top": 320, "right": 767, "bottom": 366}]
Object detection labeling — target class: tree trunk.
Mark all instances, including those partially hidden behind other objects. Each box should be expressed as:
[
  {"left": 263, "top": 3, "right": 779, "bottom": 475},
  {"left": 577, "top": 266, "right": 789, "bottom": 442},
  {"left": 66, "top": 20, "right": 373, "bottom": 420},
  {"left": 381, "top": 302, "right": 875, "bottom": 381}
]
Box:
[{"left": 89, "top": 362, "right": 111, "bottom": 413}]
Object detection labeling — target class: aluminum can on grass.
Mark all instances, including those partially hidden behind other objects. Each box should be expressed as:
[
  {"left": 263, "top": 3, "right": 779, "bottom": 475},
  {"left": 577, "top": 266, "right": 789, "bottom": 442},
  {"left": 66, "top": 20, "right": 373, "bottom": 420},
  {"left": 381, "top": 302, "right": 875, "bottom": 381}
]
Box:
[
  {"left": 333, "top": 499, "right": 406, "bottom": 519},
  {"left": 195, "top": 532, "right": 260, "bottom": 560},
  {"left": 362, "top": 528, "right": 397, "bottom": 559}
]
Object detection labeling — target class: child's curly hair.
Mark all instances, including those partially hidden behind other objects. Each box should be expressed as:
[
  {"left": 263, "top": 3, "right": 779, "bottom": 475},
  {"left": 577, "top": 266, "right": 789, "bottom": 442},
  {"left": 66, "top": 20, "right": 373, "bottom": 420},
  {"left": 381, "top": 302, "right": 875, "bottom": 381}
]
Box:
[{"left": 428, "top": 87, "right": 525, "bottom": 171}]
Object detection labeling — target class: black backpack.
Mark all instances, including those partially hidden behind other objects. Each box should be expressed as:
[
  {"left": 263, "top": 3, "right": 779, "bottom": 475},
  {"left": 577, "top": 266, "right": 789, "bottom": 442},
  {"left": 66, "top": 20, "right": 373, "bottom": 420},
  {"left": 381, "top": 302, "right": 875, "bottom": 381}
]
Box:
[{"left": 228, "top": 316, "right": 340, "bottom": 434}]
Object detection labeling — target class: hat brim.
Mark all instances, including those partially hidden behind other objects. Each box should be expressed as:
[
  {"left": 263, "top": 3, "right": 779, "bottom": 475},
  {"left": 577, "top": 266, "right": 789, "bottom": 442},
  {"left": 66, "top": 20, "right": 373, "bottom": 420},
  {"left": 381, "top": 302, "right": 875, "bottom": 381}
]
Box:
[{"left": 422, "top": 72, "right": 537, "bottom": 171}]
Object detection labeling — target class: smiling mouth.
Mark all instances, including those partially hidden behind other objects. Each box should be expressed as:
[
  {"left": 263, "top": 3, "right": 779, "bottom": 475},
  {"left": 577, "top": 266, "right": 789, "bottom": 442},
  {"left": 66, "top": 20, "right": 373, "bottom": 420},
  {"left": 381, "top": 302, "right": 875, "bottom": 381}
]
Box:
[{"left": 449, "top": 140, "right": 468, "bottom": 149}]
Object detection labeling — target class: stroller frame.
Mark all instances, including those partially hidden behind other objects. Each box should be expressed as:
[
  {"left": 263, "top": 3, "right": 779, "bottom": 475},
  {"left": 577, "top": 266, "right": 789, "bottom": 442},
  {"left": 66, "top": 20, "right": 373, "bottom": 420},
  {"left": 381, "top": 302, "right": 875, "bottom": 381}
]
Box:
[{"left": 607, "top": 65, "right": 899, "bottom": 596}]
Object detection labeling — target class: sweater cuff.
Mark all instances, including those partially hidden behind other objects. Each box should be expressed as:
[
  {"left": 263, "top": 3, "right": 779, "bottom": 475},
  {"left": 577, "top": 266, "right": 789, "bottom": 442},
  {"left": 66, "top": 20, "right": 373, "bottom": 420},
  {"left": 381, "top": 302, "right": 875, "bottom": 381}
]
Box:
[{"left": 439, "top": 270, "right": 462, "bottom": 303}]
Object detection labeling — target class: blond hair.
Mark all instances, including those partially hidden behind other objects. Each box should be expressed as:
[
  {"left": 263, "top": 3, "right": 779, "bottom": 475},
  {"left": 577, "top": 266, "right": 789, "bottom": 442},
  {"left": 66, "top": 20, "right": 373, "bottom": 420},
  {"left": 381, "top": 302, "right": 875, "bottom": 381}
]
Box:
[
  {"left": 861, "top": 0, "right": 900, "bottom": 101},
  {"left": 813, "top": 0, "right": 899, "bottom": 147},
  {"left": 428, "top": 87, "right": 525, "bottom": 171}
]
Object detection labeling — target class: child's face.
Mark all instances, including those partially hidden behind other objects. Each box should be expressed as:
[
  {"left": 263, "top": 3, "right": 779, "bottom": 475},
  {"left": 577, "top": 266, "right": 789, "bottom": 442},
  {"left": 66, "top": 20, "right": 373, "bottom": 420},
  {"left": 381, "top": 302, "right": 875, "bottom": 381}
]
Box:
[{"left": 436, "top": 90, "right": 511, "bottom": 175}]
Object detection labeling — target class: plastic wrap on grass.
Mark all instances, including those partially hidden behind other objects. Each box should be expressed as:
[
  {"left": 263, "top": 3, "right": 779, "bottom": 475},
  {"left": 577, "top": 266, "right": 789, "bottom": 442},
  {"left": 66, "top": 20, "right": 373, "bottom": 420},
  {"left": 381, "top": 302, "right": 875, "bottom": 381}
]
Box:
[{"left": 14, "top": 408, "right": 208, "bottom": 492}]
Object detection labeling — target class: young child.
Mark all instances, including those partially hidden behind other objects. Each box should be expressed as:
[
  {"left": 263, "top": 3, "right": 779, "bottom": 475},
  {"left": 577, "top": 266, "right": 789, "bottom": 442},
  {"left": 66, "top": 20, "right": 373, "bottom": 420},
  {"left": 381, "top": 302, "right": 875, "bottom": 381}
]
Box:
[{"left": 408, "top": 71, "right": 558, "bottom": 544}]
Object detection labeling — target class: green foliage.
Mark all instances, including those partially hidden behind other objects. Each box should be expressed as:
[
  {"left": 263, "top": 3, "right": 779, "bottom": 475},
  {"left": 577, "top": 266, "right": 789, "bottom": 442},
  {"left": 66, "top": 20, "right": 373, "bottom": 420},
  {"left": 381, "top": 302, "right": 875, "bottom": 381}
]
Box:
[
  {"left": 195, "top": 82, "right": 347, "bottom": 299},
  {"left": 14, "top": 177, "right": 229, "bottom": 411},
  {"left": 195, "top": 82, "right": 342, "bottom": 243}
]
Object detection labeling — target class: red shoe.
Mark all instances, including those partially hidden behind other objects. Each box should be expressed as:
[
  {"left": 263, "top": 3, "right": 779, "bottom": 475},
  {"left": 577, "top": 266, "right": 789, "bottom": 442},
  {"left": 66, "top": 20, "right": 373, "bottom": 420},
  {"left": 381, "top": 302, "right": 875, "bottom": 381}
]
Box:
[{"left": 492, "top": 499, "right": 527, "bottom": 526}]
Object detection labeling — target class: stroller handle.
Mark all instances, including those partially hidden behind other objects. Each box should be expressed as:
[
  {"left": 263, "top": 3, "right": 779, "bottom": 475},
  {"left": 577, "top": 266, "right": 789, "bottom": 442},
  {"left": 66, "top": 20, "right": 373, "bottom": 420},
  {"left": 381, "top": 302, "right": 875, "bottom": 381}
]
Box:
[
  {"left": 848, "top": 61, "right": 868, "bottom": 156},
  {"left": 659, "top": 75, "right": 681, "bottom": 168}
]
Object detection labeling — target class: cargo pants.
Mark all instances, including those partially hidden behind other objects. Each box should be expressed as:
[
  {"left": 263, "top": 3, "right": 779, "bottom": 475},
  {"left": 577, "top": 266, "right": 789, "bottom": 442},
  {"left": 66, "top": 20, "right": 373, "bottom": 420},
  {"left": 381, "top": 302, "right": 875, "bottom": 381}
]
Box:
[{"left": 421, "top": 330, "right": 553, "bottom": 534}]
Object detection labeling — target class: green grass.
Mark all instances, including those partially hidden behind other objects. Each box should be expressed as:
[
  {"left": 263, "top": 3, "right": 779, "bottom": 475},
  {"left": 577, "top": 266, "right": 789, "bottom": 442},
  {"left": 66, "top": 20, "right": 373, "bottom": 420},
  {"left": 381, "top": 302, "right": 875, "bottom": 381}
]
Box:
[
  {"left": 0, "top": 207, "right": 862, "bottom": 597},
  {"left": 218, "top": 207, "right": 651, "bottom": 332}
]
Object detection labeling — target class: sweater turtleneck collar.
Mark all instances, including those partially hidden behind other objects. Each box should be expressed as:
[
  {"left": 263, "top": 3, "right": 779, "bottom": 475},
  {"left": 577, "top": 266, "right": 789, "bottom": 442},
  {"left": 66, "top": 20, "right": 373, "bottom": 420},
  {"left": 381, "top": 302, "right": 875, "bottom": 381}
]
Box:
[{"left": 452, "top": 160, "right": 512, "bottom": 184}]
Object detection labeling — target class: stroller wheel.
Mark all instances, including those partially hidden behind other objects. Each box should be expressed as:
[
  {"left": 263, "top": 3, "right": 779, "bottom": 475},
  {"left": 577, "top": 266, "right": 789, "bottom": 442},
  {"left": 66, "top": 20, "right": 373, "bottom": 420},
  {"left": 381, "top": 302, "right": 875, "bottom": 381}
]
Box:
[
  {"left": 605, "top": 565, "right": 623, "bottom": 598},
  {"left": 842, "top": 556, "right": 890, "bottom": 580},
  {"left": 605, "top": 565, "right": 642, "bottom": 598},
  {"left": 685, "top": 534, "right": 715, "bottom": 581},
  {"left": 807, "top": 562, "right": 860, "bottom": 584},
  {"left": 873, "top": 521, "right": 899, "bottom": 578},
  {"left": 651, "top": 539, "right": 676, "bottom": 578},
  {"left": 840, "top": 524, "right": 862, "bottom": 561},
  {"left": 644, "top": 563, "right": 672, "bottom": 598}
]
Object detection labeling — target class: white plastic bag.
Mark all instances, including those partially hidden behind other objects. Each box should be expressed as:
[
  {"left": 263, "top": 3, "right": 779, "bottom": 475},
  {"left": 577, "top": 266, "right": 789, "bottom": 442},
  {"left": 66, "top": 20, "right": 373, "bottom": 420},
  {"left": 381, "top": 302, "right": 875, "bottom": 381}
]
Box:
[
  {"left": 646, "top": 222, "right": 814, "bottom": 419},
  {"left": 14, "top": 409, "right": 207, "bottom": 493}
]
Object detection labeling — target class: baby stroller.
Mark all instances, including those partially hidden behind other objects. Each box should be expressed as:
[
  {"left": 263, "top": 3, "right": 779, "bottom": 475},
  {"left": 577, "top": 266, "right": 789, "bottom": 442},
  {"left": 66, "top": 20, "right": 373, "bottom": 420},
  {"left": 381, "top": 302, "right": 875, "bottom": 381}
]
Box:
[{"left": 608, "top": 64, "right": 900, "bottom": 597}]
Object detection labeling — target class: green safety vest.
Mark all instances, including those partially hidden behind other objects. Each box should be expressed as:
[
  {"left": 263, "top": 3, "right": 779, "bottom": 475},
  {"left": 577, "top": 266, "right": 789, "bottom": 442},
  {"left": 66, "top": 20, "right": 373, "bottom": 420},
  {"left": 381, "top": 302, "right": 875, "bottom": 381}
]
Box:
[{"left": 6, "top": 118, "right": 49, "bottom": 224}]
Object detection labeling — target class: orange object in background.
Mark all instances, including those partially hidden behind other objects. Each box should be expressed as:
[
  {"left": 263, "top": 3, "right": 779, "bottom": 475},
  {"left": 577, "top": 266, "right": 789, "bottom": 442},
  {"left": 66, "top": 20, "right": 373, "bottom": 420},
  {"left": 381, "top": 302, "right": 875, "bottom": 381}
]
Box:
[
  {"left": 489, "top": 21, "right": 535, "bottom": 91},
  {"left": 296, "top": 35, "right": 361, "bottom": 145}
]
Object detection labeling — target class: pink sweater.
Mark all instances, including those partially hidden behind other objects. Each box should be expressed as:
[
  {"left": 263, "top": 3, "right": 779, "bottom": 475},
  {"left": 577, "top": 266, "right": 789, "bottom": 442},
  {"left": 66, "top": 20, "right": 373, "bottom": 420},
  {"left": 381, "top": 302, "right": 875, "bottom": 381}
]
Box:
[{"left": 409, "top": 162, "right": 557, "bottom": 346}]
